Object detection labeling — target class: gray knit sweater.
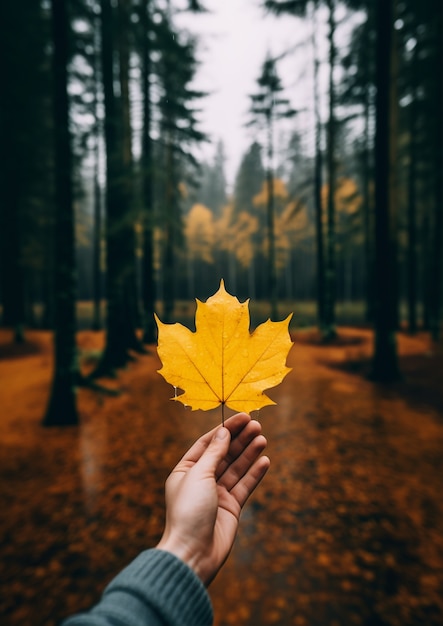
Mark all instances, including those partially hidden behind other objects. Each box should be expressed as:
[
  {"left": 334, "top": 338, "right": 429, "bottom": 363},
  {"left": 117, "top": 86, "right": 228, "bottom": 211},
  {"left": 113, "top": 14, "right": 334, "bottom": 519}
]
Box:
[{"left": 62, "top": 549, "right": 213, "bottom": 626}]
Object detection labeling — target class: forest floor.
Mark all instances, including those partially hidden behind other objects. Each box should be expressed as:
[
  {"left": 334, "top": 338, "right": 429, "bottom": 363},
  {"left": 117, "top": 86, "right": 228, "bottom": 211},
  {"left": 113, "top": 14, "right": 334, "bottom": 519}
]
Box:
[{"left": 0, "top": 326, "right": 442, "bottom": 626}]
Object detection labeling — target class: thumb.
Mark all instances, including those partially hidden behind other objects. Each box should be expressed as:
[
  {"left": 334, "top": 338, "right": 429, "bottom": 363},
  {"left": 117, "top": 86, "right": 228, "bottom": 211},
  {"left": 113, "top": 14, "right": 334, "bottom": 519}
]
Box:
[{"left": 196, "top": 427, "right": 230, "bottom": 476}]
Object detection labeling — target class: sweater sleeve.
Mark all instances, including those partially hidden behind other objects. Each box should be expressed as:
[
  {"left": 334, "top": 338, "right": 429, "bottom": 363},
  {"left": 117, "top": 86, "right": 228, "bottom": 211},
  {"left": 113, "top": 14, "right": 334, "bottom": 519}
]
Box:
[{"left": 61, "top": 549, "right": 213, "bottom": 626}]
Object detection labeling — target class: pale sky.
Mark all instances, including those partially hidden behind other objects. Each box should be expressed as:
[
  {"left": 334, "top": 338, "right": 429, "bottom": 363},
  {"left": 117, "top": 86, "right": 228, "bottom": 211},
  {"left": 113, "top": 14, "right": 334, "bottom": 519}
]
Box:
[
  {"left": 175, "top": 1, "right": 364, "bottom": 190},
  {"left": 175, "top": 0, "right": 316, "bottom": 188}
]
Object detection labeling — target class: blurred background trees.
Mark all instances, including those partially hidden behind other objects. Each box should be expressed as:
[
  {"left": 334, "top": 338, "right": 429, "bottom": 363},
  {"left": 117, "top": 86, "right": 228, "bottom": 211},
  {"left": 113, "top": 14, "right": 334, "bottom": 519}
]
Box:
[
  {"left": 0, "top": 0, "right": 442, "bottom": 412},
  {"left": 247, "top": 54, "right": 297, "bottom": 320}
]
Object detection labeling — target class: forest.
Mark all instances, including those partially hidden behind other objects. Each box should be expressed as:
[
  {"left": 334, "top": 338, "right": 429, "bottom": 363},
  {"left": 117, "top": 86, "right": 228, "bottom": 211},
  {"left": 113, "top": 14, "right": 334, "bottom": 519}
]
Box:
[{"left": 0, "top": 0, "right": 442, "bottom": 625}]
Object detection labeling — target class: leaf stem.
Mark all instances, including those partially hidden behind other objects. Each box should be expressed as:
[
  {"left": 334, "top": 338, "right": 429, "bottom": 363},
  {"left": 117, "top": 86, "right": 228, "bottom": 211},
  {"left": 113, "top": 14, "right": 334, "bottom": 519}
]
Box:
[{"left": 221, "top": 402, "right": 225, "bottom": 427}]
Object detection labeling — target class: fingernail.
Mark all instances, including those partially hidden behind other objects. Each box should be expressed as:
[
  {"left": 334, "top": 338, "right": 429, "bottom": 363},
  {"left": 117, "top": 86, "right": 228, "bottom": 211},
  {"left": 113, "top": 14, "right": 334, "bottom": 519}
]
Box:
[{"left": 214, "top": 427, "right": 228, "bottom": 440}]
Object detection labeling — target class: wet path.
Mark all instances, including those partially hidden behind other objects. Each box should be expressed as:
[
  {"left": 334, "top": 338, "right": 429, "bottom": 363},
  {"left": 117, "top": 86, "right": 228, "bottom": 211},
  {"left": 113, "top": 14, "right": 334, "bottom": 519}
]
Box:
[
  {"left": 211, "top": 331, "right": 443, "bottom": 626},
  {"left": 0, "top": 329, "right": 442, "bottom": 625}
]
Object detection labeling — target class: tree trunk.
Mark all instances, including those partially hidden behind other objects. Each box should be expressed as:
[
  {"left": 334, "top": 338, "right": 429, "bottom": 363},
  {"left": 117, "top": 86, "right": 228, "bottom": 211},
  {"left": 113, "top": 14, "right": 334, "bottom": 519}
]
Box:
[
  {"left": 371, "top": 0, "right": 399, "bottom": 381},
  {"left": 267, "top": 113, "right": 278, "bottom": 320},
  {"left": 363, "top": 96, "right": 374, "bottom": 325},
  {"left": 311, "top": 0, "right": 325, "bottom": 333},
  {"left": 361, "top": 16, "right": 375, "bottom": 325},
  {"left": 0, "top": 196, "right": 26, "bottom": 342},
  {"left": 430, "top": 3, "right": 443, "bottom": 343},
  {"left": 92, "top": 142, "right": 103, "bottom": 331},
  {"left": 118, "top": 0, "right": 144, "bottom": 353},
  {"left": 94, "top": 0, "right": 131, "bottom": 375},
  {"left": 141, "top": 0, "right": 157, "bottom": 343},
  {"left": 406, "top": 44, "right": 418, "bottom": 334},
  {"left": 421, "top": 205, "right": 432, "bottom": 331},
  {"left": 267, "top": 168, "right": 278, "bottom": 320},
  {"left": 0, "top": 4, "right": 27, "bottom": 342},
  {"left": 163, "top": 140, "right": 176, "bottom": 323},
  {"left": 92, "top": 20, "right": 102, "bottom": 332},
  {"left": 323, "top": 0, "right": 337, "bottom": 341},
  {"left": 43, "top": 0, "right": 78, "bottom": 426}
]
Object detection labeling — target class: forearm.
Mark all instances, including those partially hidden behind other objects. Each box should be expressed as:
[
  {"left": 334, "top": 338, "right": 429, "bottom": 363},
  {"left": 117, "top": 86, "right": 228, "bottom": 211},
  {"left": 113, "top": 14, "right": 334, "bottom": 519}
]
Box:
[{"left": 61, "top": 549, "right": 213, "bottom": 626}]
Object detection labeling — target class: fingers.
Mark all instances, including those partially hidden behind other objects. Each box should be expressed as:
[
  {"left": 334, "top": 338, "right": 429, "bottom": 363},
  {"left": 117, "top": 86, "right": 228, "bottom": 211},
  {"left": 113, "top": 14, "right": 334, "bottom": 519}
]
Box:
[
  {"left": 223, "top": 412, "right": 253, "bottom": 438},
  {"left": 229, "top": 455, "right": 270, "bottom": 509},
  {"left": 179, "top": 413, "right": 252, "bottom": 466},
  {"left": 206, "top": 412, "right": 252, "bottom": 442},
  {"left": 217, "top": 433, "right": 268, "bottom": 491},
  {"left": 215, "top": 419, "right": 262, "bottom": 479},
  {"left": 193, "top": 426, "right": 231, "bottom": 476},
  {"left": 174, "top": 414, "right": 268, "bottom": 494}
]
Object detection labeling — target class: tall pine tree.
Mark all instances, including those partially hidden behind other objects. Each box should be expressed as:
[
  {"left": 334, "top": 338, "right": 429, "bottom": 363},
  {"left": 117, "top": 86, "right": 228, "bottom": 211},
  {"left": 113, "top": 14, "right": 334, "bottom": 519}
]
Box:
[
  {"left": 43, "top": 0, "right": 79, "bottom": 426},
  {"left": 247, "top": 55, "right": 296, "bottom": 319}
]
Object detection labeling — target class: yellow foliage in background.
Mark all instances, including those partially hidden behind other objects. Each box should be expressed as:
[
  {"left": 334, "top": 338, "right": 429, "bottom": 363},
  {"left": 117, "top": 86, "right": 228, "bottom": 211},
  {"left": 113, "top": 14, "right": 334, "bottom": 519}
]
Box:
[
  {"left": 185, "top": 203, "right": 215, "bottom": 263},
  {"left": 182, "top": 175, "right": 362, "bottom": 275},
  {"left": 321, "top": 176, "right": 362, "bottom": 217},
  {"left": 214, "top": 203, "right": 259, "bottom": 268},
  {"left": 253, "top": 177, "right": 289, "bottom": 207}
]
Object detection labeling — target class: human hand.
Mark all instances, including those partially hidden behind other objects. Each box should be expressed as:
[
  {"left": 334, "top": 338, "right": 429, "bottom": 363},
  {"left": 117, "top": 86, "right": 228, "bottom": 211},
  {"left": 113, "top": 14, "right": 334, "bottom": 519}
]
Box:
[{"left": 156, "top": 412, "right": 270, "bottom": 585}]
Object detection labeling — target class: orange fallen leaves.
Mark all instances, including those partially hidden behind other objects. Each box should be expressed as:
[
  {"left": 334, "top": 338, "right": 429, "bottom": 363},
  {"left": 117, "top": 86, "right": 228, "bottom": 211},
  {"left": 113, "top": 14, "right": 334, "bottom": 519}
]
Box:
[{"left": 1, "top": 328, "right": 443, "bottom": 625}]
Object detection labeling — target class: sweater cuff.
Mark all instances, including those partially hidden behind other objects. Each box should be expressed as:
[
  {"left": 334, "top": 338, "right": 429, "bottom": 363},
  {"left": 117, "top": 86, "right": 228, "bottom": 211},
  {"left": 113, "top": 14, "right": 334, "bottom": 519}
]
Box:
[{"left": 103, "top": 548, "right": 213, "bottom": 626}]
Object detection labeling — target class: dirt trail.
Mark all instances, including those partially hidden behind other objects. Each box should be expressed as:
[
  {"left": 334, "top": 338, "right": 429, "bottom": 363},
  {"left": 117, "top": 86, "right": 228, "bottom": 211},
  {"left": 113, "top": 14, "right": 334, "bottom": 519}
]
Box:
[{"left": 0, "top": 328, "right": 442, "bottom": 626}]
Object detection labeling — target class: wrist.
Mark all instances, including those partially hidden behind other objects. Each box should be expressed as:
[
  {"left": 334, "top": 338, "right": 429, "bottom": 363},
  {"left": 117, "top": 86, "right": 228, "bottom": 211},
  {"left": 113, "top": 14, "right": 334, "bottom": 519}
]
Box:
[{"left": 156, "top": 535, "right": 207, "bottom": 584}]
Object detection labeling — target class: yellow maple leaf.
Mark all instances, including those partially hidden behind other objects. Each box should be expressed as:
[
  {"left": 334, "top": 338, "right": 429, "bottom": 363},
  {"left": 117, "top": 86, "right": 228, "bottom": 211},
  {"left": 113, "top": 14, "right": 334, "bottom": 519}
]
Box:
[{"left": 155, "top": 281, "right": 293, "bottom": 414}]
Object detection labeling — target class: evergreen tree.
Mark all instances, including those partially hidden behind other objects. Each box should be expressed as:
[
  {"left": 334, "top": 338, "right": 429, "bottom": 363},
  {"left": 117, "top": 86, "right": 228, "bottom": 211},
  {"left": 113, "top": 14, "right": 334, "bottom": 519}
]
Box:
[
  {"left": 232, "top": 142, "right": 265, "bottom": 298},
  {"left": 371, "top": 0, "right": 400, "bottom": 381},
  {"left": 233, "top": 142, "right": 266, "bottom": 218},
  {"left": 197, "top": 140, "right": 228, "bottom": 217},
  {"left": 139, "top": 0, "right": 157, "bottom": 343},
  {"left": 117, "top": 0, "right": 144, "bottom": 354},
  {"left": 43, "top": 0, "right": 79, "bottom": 426},
  {"left": 323, "top": 0, "right": 338, "bottom": 340},
  {"left": 247, "top": 54, "right": 296, "bottom": 319},
  {"left": 92, "top": 0, "right": 135, "bottom": 375},
  {"left": 428, "top": 0, "right": 443, "bottom": 342},
  {"left": 341, "top": 10, "right": 376, "bottom": 324},
  {"left": 264, "top": 0, "right": 325, "bottom": 330},
  {"left": 405, "top": 32, "right": 419, "bottom": 334},
  {"left": 0, "top": 2, "right": 52, "bottom": 341},
  {"left": 91, "top": 10, "right": 103, "bottom": 332},
  {"left": 311, "top": 0, "right": 326, "bottom": 333},
  {"left": 264, "top": 0, "right": 368, "bottom": 334},
  {"left": 88, "top": 0, "right": 149, "bottom": 378},
  {"left": 155, "top": 16, "right": 206, "bottom": 322}
]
